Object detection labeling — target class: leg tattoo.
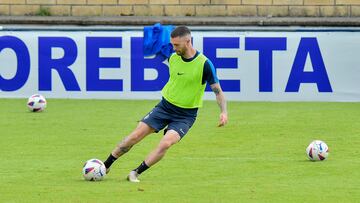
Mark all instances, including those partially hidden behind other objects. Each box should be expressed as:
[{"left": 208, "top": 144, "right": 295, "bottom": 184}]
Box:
[
  {"left": 120, "top": 145, "right": 132, "bottom": 153},
  {"left": 113, "top": 137, "right": 134, "bottom": 157}
]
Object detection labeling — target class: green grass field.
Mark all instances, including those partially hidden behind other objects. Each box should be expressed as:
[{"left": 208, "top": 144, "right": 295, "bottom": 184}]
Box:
[{"left": 1, "top": 99, "right": 359, "bottom": 202}]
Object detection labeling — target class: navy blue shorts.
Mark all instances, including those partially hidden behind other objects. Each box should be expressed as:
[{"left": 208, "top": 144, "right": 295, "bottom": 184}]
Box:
[{"left": 141, "top": 98, "right": 198, "bottom": 138}]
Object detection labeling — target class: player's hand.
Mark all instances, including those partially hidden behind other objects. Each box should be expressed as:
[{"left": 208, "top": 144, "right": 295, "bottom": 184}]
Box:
[{"left": 218, "top": 112, "right": 228, "bottom": 127}]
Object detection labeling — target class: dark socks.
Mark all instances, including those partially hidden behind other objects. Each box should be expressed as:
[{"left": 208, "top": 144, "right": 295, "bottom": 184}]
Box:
[
  {"left": 104, "top": 154, "right": 117, "bottom": 169},
  {"left": 133, "top": 161, "right": 150, "bottom": 174}
]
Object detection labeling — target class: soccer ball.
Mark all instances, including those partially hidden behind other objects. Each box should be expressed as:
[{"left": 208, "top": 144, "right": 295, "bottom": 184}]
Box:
[
  {"left": 82, "top": 159, "right": 106, "bottom": 181},
  {"left": 27, "top": 94, "right": 47, "bottom": 112},
  {"left": 306, "top": 140, "right": 329, "bottom": 161}
]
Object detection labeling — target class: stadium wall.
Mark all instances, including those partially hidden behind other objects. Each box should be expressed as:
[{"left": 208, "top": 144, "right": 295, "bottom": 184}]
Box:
[
  {"left": 1, "top": 0, "right": 360, "bottom": 17},
  {"left": 1, "top": 26, "right": 360, "bottom": 101}
]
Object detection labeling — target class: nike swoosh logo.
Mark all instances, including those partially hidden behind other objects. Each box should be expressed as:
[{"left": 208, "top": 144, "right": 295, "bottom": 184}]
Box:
[{"left": 177, "top": 72, "right": 185, "bottom": 75}]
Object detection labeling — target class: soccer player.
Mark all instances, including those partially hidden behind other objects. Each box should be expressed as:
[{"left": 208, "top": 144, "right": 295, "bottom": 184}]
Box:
[{"left": 103, "top": 26, "right": 228, "bottom": 182}]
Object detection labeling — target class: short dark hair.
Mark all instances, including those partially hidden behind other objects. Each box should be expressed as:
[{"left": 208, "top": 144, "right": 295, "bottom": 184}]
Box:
[{"left": 171, "top": 26, "right": 191, "bottom": 38}]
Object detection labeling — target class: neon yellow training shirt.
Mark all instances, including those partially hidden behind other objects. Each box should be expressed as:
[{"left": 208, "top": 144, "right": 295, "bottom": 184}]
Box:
[{"left": 162, "top": 52, "right": 208, "bottom": 108}]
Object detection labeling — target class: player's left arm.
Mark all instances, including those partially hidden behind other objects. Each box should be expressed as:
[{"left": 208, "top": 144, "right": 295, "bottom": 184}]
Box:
[
  {"left": 203, "top": 59, "right": 228, "bottom": 127},
  {"left": 210, "top": 83, "right": 228, "bottom": 127}
]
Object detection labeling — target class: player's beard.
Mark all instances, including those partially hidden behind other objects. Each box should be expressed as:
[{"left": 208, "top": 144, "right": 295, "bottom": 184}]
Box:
[{"left": 175, "top": 48, "right": 186, "bottom": 56}]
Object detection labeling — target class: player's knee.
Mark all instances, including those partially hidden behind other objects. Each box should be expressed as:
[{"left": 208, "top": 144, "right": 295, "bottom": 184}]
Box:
[
  {"left": 159, "top": 140, "right": 173, "bottom": 151},
  {"left": 127, "top": 132, "right": 144, "bottom": 144},
  {"left": 126, "top": 135, "right": 137, "bottom": 144}
]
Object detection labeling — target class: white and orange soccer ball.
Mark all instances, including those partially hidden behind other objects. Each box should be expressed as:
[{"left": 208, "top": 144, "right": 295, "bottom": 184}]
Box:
[
  {"left": 27, "top": 94, "right": 47, "bottom": 112},
  {"left": 82, "top": 159, "right": 106, "bottom": 181},
  {"left": 306, "top": 140, "right": 329, "bottom": 161}
]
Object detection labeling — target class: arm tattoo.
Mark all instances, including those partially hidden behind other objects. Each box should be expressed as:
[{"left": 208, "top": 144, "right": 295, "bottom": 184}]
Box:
[
  {"left": 212, "top": 86, "right": 220, "bottom": 95},
  {"left": 211, "top": 84, "right": 227, "bottom": 114}
]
